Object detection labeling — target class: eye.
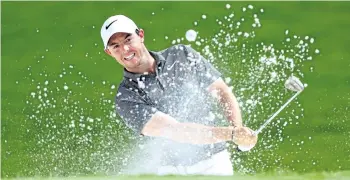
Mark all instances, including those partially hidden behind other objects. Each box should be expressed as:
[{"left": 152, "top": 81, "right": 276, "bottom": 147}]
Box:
[
  {"left": 125, "top": 38, "right": 131, "bottom": 43},
  {"left": 113, "top": 44, "right": 119, "bottom": 49}
]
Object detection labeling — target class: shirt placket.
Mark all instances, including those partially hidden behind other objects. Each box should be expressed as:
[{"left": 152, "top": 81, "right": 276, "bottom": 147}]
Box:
[{"left": 155, "top": 62, "right": 165, "bottom": 91}]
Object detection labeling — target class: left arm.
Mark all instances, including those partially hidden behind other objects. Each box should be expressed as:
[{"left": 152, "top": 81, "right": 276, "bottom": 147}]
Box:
[
  {"left": 208, "top": 78, "right": 243, "bottom": 128},
  {"left": 208, "top": 78, "right": 258, "bottom": 150},
  {"left": 181, "top": 44, "right": 243, "bottom": 127},
  {"left": 181, "top": 44, "right": 257, "bottom": 149}
]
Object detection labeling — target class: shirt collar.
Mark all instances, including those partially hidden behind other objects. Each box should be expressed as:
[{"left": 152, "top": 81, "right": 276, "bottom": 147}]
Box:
[{"left": 123, "top": 51, "right": 166, "bottom": 82}]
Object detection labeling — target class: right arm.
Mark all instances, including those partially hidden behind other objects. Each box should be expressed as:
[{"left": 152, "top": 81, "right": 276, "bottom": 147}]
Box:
[
  {"left": 117, "top": 85, "right": 256, "bottom": 147},
  {"left": 141, "top": 111, "right": 234, "bottom": 145}
]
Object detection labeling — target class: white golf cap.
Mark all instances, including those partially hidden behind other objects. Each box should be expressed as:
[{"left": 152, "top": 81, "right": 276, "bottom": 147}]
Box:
[{"left": 100, "top": 15, "right": 138, "bottom": 49}]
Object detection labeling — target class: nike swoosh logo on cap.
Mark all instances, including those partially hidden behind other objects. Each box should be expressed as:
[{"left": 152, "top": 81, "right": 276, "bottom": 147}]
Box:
[{"left": 105, "top": 19, "right": 118, "bottom": 30}]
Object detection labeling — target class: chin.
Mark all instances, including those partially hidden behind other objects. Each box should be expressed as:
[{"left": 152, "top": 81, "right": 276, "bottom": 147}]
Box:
[{"left": 125, "top": 59, "right": 140, "bottom": 68}]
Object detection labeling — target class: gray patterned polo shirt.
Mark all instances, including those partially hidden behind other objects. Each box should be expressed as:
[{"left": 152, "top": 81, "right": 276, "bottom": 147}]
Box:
[{"left": 116, "top": 44, "right": 228, "bottom": 166}]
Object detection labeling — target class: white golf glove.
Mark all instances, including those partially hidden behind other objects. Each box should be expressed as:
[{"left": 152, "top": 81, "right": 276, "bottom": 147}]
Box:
[{"left": 232, "top": 126, "right": 258, "bottom": 151}]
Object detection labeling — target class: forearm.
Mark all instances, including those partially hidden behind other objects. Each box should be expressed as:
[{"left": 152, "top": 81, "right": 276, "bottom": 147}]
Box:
[
  {"left": 142, "top": 111, "right": 233, "bottom": 145},
  {"left": 163, "top": 122, "right": 233, "bottom": 145},
  {"left": 220, "top": 89, "right": 243, "bottom": 127},
  {"left": 208, "top": 78, "right": 243, "bottom": 127}
]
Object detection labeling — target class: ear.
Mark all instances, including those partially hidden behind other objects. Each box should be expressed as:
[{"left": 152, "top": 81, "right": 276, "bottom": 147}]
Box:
[
  {"left": 138, "top": 29, "right": 145, "bottom": 43},
  {"left": 104, "top": 49, "right": 112, "bottom": 56}
]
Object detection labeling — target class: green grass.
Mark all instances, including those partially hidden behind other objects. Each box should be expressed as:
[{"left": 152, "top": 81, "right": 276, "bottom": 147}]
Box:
[
  {"left": 2, "top": 1, "right": 350, "bottom": 178},
  {"left": 4, "top": 171, "right": 350, "bottom": 180}
]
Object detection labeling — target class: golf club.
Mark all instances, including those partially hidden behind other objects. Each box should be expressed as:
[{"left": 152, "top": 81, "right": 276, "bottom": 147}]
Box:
[{"left": 238, "top": 75, "right": 306, "bottom": 151}]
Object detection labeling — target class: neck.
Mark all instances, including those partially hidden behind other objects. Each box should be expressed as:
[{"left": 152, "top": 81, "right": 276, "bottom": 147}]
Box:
[{"left": 145, "top": 52, "right": 156, "bottom": 73}]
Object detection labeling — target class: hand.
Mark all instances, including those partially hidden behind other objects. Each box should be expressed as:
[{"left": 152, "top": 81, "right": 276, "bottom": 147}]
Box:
[{"left": 232, "top": 126, "right": 258, "bottom": 151}]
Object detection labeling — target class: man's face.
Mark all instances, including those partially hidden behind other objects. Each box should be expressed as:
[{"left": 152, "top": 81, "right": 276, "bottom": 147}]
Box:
[{"left": 105, "top": 30, "right": 145, "bottom": 71}]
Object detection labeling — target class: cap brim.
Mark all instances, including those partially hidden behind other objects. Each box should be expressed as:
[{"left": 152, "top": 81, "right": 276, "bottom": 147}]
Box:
[{"left": 104, "top": 31, "right": 134, "bottom": 49}]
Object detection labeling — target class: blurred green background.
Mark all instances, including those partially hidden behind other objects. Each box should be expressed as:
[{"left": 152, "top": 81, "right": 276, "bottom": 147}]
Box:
[{"left": 1, "top": 1, "right": 350, "bottom": 178}]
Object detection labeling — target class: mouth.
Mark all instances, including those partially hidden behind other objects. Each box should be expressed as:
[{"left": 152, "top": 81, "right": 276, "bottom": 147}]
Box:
[{"left": 124, "top": 53, "right": 135, "bottom": 61}]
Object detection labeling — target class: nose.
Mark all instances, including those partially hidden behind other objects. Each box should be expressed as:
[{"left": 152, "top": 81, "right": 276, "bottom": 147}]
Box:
[{"left": 122, "top": 44, "right": 129, "bottom": 52}]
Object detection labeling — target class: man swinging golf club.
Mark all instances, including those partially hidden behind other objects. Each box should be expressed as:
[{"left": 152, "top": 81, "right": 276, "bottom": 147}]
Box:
[{"left": 100, "top": 14, "right": 258, "bottom": 176}]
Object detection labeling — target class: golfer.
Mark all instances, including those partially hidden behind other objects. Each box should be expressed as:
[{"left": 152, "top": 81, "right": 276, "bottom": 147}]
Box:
[{"left": 100, "top": 15, "right": 258, "bottom": 176}]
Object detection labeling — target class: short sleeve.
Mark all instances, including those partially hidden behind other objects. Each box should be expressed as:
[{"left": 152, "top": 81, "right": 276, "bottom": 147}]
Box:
[
  {"left": 182, "top": 45, "right": 222, "bottom": 89},
  {"left": 115, "top": 87, "right": 157, "bottom": 135}
]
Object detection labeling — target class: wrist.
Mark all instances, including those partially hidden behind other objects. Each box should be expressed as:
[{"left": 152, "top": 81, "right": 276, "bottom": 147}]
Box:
[
  {"left": 231, "top": 120, "right": 242, "bottom": 128},
  {"left": 229, "top": 126, "right": 236, "bottom": 142}
]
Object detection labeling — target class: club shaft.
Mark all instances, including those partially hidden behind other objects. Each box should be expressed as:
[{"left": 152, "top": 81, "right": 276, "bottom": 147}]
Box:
[{"left": 254, "top": 91, "right": 302, "bottom": 135}]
